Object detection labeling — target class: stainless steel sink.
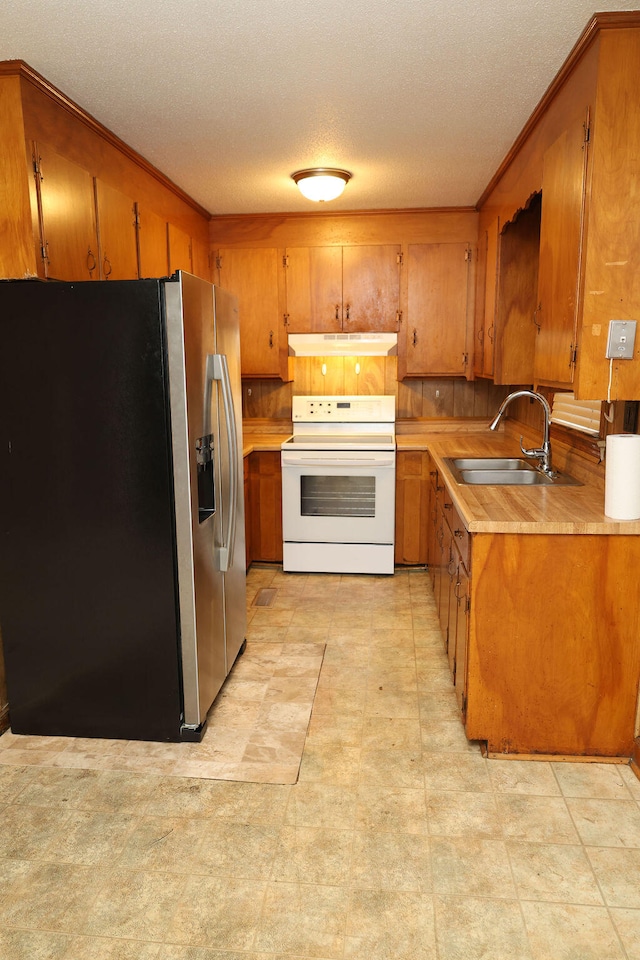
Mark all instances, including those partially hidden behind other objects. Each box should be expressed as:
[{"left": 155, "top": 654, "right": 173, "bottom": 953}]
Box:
[{"left": 443, "top": 457, "right": 581, "bottom": 486}]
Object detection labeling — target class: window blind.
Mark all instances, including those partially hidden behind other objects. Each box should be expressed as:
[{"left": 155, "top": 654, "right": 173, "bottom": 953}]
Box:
[{"left": 550, "top": 393, "right": 602, "bottom": 435}]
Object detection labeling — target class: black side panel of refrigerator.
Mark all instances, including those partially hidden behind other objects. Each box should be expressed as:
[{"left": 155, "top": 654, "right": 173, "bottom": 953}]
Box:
[{"left": 0, "top": 279, "right": 184, "bottom": 741}]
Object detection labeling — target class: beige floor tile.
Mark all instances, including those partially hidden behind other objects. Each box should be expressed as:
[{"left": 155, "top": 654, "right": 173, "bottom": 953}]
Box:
[
  {"left": 356, "top": 784, "right": 428, "bottom": 834},
  {"left": 586, "top": 846, "right": 640, "bottom": 907},
  {"left": 496, "top": 794, "right": 580, "bottom": 843},
  {"left": 0, "top": 804, "right": 71, "bottom": 859},
  {"left": 191, "top": 820, "right": 280, "bottom": 879},
  {"left": 255, "top": 881, "right": 346, "bottom": 957},
  {"left": 553, "top": 761, "right": 636, "bottom": 799},
  {"left": 167, "top": 875, "right": 265, "bottom": 949},
  {"left": 116, "top": 816, "right": 208, "bottom": 873},
  {"left": 567, "top": 798, "right": 640, "bottom": 847},
  {"left": 426, "top": 790, "right": 502, "bottom": 837},
  {"left": 285, "top": 782, "right": 358, "bottom": 828},
  {"left": 621, "top": 765, "right": 640, "bottom": 799},
  {"left": 507, "top": 841, "right": 604, "bottom": 905},
  {"left": 0, "top": 929, "right": 72, "bottom": 960},
  {"left": 361, "top": 716, "right": 422, "bottom": 751},
  {"left": 611, "top": 908, "right": 640, "bottom": 959},
  {"left": 488, "top": 758, "right": 561, "bottom": 795},
  {"left": 350, "top": 831, "right": 432, "bottom": 892},
  {"left": 297, "top": 741, "right": 361, "bottom": 785},
  {"left": 359, "top": 746, "right": 424, "bottom": 788},
  {"left": 271, "top": 824, "right": 352, "bottom": 884},
  {"left": 345, "top": 889, "right": 436, "bottom": 960},
  {"left": 431, "top": 836, "right": 515, "bottom": 898},
  {"left": 66, "top": 939, "right": 163, "bottom": 959},
  {"left": 0, "top": 763, "right": 34, "bottom": 802},
  {"left": 435, "top": 896, "right": 532, "bottom": 960},
  {"left": 43, "top": 810, "right": 138, "bottom": 866},
  {"left": 420, "top": 716, "right": 479, "bottom": 754},
  {"left": 423, "top": 753, "right": 492, "bottom": 794},
  {"left": 1, "top": 862, "right": 109, "bottom": 933},
  {"left": 10, "top": 767, "right": 102, "bottom": 807},
  {"left": 521, "top": 901, "right": 626, "bottom": 959}
]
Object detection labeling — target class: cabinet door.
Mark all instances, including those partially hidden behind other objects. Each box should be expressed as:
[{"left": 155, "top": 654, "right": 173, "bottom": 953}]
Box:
[
  {"left": 535, "top": 115, "right": 589, "bottom": 386},
  {"left": 137, "top": 206, "right": 169, "bottom": 278},
  {"left": 404, "top": 242, "right": 471, "bottom": 376},
  {"left": 95, "top": 179, "right": 138, "bottom": 280},
  {"left": 474, "top": 218, "right": 499, "bottom": 378},
  {"left": 217, "top": 248, "right": 285, "bottom": 378},
  {"left": 191, "top": 237, "right": 212, "bottom": 282},
  {"left": 285, "top": 246, "right": 343, "bottom": 332},
  {"left": 33, "top": 142, "right": 98, "bottom": 281},
  {"left": 394, "top": 451, "right": 429, "bottom": 565},
  {"left": 248, "top": 452, "right": 283, "bottom": 562},
  {"left": 342, "top": 245, "right": 401, "bottom": 332},
  {"left": 453, "top": 559, "right": 470, "bottom": 716},
  {"left": 168, "top": 222, "right": 192, "bottom": 274}
]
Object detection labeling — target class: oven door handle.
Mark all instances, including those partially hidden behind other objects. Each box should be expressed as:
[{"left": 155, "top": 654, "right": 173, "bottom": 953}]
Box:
[{"left": 282, "top": 455, "right": 396, "bottom": 467}]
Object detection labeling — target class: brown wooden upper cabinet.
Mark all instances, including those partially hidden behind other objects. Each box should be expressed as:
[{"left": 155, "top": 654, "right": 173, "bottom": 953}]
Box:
[
  {"left": 283, "top": 244, "right": 401, "bottom": 333},
  {"left": 95, "top": 179, "right": 138, "bottom": 280},
  {"left": 534, "top": 115, "right": 588, "bottom": 389},
  {"left": 216, "top": 247, "right": 288, "bottom": 378},
  {"left": 399, "top": 242, "right": 471, "bottom": 378},
  {"left": 31, "top": 141, "right": 99, "bottom": 281},
  {"left": 168, "top": 222, "right": 192, "bottom": 275},
  {"left": 137, "top": 205, "right": 169, "bottom": 279},
  {"left": 473, "top": 217, "right": 499, "bottom": 379}
]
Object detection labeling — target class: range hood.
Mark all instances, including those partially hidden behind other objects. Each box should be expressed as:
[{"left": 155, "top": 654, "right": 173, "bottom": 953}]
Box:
[{"left": 288, "top": 332, "right": 397, "bottom": 357}]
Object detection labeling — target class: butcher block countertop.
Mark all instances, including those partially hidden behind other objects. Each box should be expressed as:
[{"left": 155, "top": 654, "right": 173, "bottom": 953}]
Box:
[
  {"left": 399, "top": 430, "right": 640, "bottom": 536},
  {"left": 242, "top": 419, "right": 640, "bottom": 536}
]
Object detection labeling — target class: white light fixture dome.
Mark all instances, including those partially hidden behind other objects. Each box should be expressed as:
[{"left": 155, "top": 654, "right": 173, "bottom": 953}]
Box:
[{"left": 291, "top": 167, "right": 351, "bottom": 202}]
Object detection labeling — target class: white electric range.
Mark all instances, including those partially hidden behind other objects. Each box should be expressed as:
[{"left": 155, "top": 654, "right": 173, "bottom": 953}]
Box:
[{"left": 281, "top": 395, "right": 396, "bottom": 574}]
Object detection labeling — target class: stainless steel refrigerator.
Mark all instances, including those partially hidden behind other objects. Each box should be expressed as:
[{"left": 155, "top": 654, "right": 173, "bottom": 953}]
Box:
[{"left": 0, "top": 272, "right": 246, "bottom": 742}]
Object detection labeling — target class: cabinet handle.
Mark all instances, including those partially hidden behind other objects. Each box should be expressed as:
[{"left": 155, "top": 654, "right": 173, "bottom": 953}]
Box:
[
  {"left": 478, "top": 328, "right": 484, "bottom": 344},
  {"left": 454, "top": 579, "right": 463, "bottom": 601},
  {"left": 345, "top": 303, "right": 350, "bottom": 320},
  {"left": 335, "top": 305, "right": 340, "bottom": 321},
  {"left": 269, "top": 330, "right": 274, "bottom": 348},
  {"left": 454, "top": 529, "right": 464, "bottom": 539},
  {"left": 87, "top": 248, "right": 97, "bottom": 274},
  {"left": 487, "top": 324, "right": 494, "bottom": 344},
  {"left": 533, "top": 303, "right": 542, "bottom": 331},
  {"left": 448, "top": 558, "right": 457, "bottom": 577},
  {"left": 103, "top": 256, "right": 112, "bottom": 278},
  {"left": 412, "top": 328, "right": 417, "bottom": 346},
  {"left": 444, "top": 502, "right": 452, "bottom": 510}
]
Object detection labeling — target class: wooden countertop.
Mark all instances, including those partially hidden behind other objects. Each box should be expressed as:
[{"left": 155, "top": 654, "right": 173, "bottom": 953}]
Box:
[
  {"left": 243, "top": 422, "right": 640, "bottom": 535},
  {"left": 400, "top": 432, "right": 640, "bottom": 535}
]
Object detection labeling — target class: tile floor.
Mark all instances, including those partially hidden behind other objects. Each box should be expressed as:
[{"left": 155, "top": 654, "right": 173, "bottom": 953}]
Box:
[{"left": 0, "top": 565, "right": 639, "bottom": 959}]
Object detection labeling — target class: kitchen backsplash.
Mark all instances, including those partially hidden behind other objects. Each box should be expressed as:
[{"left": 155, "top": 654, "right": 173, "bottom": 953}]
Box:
[{"left": 242, "top": 356, "right": 509, "bottom": 420}]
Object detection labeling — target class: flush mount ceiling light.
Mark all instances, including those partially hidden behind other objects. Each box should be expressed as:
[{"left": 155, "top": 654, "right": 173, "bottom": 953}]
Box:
[{"left": 291, "top": 167, "right": 352, "bottom": 202}]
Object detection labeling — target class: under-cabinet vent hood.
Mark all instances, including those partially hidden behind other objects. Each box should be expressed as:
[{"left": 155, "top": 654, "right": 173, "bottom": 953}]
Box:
[{"left": 288, "top": 332, "right": 398, "bottom": 357}]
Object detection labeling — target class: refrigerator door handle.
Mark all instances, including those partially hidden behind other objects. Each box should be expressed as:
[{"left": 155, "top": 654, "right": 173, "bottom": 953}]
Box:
[{"left": 208, "top": 353, "right": 238, "bottom": 572}]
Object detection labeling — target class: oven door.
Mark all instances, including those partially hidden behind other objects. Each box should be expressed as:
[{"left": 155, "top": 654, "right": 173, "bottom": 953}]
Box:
[{"left": 281, "top": 448, "right": 396, "bottom": 544}]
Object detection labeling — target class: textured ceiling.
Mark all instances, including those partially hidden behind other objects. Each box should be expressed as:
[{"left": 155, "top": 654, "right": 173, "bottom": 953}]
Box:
[{"left": 1, "top": 1, "right": 638, "bottom": 215}]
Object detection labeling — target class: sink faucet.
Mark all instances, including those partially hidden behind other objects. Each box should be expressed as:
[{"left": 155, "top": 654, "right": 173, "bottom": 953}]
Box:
[{"left": 489, "top": 389, "right": 556, "bottom": 477}]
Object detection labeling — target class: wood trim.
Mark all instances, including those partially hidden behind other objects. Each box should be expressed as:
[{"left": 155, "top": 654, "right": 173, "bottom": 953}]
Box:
[
  {"left": 212, "top": 206, "right": 477, "bottom": 226},
  {"left": 0, "top": 60, "right": 212, "bottom": 221},
  {"left": 476, "top": 11, "right": 640, "bottom": 210}
]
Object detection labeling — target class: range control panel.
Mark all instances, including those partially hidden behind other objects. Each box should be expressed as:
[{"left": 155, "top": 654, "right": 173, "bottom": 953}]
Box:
[{"left": 292, "top": 395, "right": 396, "bottom": 423}]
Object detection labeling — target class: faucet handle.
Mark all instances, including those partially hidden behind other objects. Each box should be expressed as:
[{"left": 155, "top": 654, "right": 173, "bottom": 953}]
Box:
[{"left": 519, "top": 436, "right": 543, "bottom": 459}]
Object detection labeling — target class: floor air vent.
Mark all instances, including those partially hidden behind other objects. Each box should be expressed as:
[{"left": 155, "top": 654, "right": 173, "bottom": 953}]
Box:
[{"left": 253, "top": 588, "right": 277, "bottom": 607}]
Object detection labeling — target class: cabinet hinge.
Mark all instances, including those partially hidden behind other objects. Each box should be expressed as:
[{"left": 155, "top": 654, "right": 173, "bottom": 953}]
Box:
[
  {"left": 462, "top": 352, "right": 469, "bottom": 366},
  {"left": 396, "top": 310, "right": 403, "bottom": 326},
  {"left": 465, "top": 595, "right": 471, "bottom": 614},
  {"left": 464, "top": 247, "right": 472, "bottom": 262},
  {"left": 397, "top": 252, "right": 403, "bottom": 266},
  {"left": 584, "top": 122, "right": 591, "bottom": 144},
  {"left": 282, "top": 254, "right": 289, "bottom": 268},
  {"left": 283, "top": 313, "right": 289, "bottom": 326},
  {"left": 570, "top": 344, "right": 578, "bottom": 366},
  {"left": 215, "top": 255, "right": 222, "bottom": 271},
  {"left": 33, "top": 155, "right": 43, "bottom": 181}
]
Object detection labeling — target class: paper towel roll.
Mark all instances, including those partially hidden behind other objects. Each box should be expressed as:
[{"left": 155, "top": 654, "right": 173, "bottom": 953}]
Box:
[{"left": 605, "top": 434, "right": 640, "bottom": 520}]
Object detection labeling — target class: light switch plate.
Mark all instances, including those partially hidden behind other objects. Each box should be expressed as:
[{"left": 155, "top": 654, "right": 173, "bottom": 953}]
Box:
[{"left": 606, "top": 320, "right": 637, "bottom": 359}]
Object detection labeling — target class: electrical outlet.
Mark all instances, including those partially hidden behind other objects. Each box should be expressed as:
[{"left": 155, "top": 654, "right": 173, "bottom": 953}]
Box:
[{"left": 605, "top": 319, "right": 637, "bottom": 359}]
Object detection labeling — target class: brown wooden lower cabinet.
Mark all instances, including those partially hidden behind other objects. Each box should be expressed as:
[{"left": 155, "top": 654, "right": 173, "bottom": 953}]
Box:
[
  {"left": 394, "top": 451, "right": 430, "bottom": 565},
  {"left": 428, "top": 471, "right": 640, "bottom": 758},
  {"left": 247, "top": 451, "right": 283, "bottom": 564}
]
